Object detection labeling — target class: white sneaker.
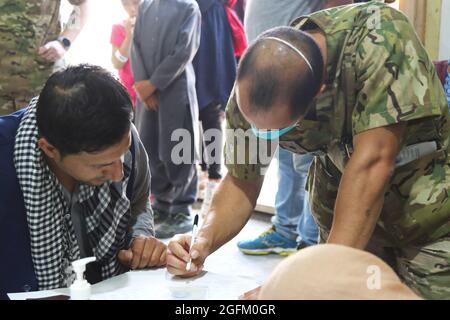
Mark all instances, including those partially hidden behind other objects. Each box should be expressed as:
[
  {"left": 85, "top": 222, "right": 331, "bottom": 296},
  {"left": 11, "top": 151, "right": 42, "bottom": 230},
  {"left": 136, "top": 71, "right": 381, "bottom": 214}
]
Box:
[{"left": 200, "top": 180, "right": 220, "bottom": 218}]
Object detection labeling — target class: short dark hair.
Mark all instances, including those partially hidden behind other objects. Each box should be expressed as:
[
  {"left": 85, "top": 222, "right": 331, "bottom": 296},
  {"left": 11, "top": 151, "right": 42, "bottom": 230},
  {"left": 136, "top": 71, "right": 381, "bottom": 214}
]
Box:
[
  {"left": 237, "top": 27, "right": 324, "bottom": 119},
  {"left": 36, "top": 64, "right": 133, "bottom": 157}
]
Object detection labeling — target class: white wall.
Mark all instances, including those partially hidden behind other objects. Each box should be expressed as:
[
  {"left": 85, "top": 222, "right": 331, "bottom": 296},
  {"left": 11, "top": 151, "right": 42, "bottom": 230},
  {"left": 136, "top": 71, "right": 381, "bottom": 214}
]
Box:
[{"left": 439, "top": 0, "right": 450, "bottom": 60}]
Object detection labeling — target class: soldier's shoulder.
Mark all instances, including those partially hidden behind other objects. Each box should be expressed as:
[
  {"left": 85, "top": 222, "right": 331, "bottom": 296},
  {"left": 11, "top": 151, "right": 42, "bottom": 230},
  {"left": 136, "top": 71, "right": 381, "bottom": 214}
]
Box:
[
  {"left": 225, "top": 95, "right": 251, "bottom": 130},
  {"left": 354, "top": 2, "right": 411, "bottom": 31},
  {"left": 294, "top": 3, "right": 409, "bottom": 35},
  {"left": 343, "top": 2, "right": 408, "bottom": 22}
]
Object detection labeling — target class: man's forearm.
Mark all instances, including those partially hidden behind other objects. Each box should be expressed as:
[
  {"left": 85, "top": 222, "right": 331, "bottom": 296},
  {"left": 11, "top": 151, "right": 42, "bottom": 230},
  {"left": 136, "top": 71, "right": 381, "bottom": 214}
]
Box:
[
  {"left": 328, "top": 123, "right": 404, "bottom": 249},
  {"left": 199, "top": 174, "right": 263, "bottom": 254},
  {"left": 327, "top": 156, "right": 392, "bottom": 249},
  {"left": 130, "top": 203, "right": 154, "bottom": 239}
]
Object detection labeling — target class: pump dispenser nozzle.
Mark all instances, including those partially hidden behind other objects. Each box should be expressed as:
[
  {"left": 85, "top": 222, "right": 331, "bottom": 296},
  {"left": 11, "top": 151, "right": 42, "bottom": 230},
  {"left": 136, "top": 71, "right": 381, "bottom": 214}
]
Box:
[{"left": 70, "top": 256, "right": 96, "bottom": 300}]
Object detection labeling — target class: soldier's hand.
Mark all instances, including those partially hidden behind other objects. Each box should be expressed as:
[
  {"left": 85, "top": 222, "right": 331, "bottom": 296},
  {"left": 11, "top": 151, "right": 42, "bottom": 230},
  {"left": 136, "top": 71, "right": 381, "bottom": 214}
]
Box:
[
  {"left": 167, "top": 233, "right": 210, "bottom": 278},
  {"left": 38, "top": 41, "right": 67, "bottom": 62},
  {"left": 117, "top": 236, "right": 167, "bottom": 269}
]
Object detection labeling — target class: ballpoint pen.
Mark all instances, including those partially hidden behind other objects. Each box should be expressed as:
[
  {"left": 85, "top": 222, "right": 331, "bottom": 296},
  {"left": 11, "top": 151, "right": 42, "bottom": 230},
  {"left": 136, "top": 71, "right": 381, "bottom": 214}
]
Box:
[{"left": 186, "top": 214, "right": 199, "bottom": 271}]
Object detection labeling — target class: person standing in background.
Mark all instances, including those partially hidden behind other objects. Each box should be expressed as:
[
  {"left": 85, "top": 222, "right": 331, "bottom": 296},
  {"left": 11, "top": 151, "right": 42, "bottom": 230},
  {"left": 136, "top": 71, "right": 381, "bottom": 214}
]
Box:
[
  {"left": 0, "top": 0, "right": 90, "bottom": 116},
  {"left": 111, "top": 0, "right": 141, "bottom": 107},
  {"left": 223, "top": 0, "right": 247, "bottom": 60},
  {"left": 131, "top": 0, "right": 201, "bottom": 239},
  {"left": 193, "top": 0, "right": 237, "bottom": 218}
]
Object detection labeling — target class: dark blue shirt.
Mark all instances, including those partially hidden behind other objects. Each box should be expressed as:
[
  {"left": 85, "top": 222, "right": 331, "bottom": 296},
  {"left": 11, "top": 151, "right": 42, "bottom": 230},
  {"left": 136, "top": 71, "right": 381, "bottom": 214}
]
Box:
[
  {"left": 193, "top": 0, "right": 236, "bottom": 110},
  {"left": 0, "top": 109, "right": 38, "bottom": 300}
]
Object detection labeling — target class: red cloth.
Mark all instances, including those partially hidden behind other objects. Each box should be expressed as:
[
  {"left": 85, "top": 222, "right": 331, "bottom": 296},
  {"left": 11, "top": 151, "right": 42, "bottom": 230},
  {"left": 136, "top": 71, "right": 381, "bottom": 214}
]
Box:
[
  {"left": 224, "top": 0, "right": 247, "bottom": 57},
  {"left": 433, "top": 60, "right": 449, "bottom": 86},
  {"left": 110, "top": 22, "right": 137, "bottom": 106}
]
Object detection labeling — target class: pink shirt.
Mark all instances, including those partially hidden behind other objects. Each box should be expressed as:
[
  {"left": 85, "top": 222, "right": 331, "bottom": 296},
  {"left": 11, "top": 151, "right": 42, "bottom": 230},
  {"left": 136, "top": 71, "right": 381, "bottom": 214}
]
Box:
[{"left": 110, "top": 22, "right": 137, "bottom": 106}]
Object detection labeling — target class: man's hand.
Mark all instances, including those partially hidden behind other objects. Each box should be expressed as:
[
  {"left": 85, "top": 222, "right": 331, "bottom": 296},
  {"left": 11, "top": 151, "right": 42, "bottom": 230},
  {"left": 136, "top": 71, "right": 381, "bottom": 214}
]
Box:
[
  {"left": 166, "top": 234, "right": 210, "bottom": 277},
  {"left": 144, "top": 94, "right": 160, "bottom": 111},
  {"left": 38, "top": 41, "right": 67, "bottom": 62},
  {"left": 134, "top": 80, "right": 157, "bottom": 102},
  {"left": 118, "top": 236, "right": 167, "bottom": 269}
]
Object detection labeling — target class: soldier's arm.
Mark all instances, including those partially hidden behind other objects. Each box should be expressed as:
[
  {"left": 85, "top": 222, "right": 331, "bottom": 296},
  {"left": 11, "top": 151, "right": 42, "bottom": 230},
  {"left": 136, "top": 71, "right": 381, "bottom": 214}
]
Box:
[
  {"left": 167, "top": 85, "right": 268, "bottom": 277},
  {"left": 167, "top": 173, "right": 264, "bottom": 276},
  {"left": 199, "top": 174, "right": 264, "bottom": 254},
  {"left": 327, "top": 122, "right": 405, "bottom": 249}
]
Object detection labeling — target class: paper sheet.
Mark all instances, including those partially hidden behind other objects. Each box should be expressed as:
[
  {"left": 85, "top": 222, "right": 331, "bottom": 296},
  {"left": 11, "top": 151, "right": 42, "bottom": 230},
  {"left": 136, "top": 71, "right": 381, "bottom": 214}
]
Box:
[{"left": 8, "top": 269, "right": 259, "bottom": 300}]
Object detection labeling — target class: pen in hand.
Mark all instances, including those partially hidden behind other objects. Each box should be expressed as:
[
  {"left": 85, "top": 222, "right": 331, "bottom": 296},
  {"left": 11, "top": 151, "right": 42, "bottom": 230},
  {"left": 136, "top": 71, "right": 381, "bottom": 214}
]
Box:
[{"left": 186, "top": 214, "right": 199, "bottom": 271}]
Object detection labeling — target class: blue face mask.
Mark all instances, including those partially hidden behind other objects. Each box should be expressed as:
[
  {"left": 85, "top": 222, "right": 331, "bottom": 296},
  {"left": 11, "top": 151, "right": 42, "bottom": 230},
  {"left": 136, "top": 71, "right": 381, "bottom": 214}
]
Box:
[{"left": 251, "top": 123, "right": 297, "bottom": 140}]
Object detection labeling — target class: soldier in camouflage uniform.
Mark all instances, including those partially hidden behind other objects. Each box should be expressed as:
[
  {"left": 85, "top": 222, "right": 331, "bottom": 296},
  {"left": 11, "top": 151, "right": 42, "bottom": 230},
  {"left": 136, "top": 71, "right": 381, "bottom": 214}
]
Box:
[
  {"left": 166, "top": 2, "right": 450, "bottom": 299},
  {"left": 0, "top": 0, "right": 89, "bottom": 115}
]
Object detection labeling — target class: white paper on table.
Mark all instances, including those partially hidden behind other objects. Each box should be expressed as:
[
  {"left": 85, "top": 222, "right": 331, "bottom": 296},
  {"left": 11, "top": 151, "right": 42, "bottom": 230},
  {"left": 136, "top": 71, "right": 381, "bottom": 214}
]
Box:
[
  {"left": 8, "top": 289, "right": 69, "bottom": 300},
  {"left": 8, "top": 269, "right": 260, "bottom": 300}
]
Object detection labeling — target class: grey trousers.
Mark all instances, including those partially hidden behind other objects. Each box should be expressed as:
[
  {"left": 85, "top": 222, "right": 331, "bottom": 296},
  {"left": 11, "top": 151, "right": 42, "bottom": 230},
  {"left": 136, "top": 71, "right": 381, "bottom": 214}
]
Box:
[{"left": 135, "top": 103, "right": 198, "bottom": 215}]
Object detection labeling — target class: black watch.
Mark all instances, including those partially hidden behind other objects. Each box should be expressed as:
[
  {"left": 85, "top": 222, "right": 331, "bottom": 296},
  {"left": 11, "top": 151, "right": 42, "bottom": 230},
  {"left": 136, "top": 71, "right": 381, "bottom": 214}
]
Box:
[{"left": 57, "top": 36, "right": 71, "bottom": 50}]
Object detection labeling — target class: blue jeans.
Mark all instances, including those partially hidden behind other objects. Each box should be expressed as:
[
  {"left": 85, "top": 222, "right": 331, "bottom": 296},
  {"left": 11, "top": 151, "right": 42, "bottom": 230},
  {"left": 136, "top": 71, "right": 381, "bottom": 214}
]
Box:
[{"left": 271, "top": 148, "right": 318, "bottom": 245}]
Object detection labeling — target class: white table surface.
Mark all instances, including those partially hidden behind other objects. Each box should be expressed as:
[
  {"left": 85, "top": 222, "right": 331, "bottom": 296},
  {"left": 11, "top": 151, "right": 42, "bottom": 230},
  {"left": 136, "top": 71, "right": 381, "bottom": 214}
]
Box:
[{"left": 8, "top": 268, "right": 260, "bottom": 300}]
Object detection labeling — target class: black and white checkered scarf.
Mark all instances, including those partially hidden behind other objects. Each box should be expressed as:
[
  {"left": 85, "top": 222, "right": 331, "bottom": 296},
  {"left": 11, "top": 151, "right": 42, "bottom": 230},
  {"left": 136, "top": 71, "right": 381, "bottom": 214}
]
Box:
[{"left": 14, "top": 98, "right": 132, "bottom": 290}]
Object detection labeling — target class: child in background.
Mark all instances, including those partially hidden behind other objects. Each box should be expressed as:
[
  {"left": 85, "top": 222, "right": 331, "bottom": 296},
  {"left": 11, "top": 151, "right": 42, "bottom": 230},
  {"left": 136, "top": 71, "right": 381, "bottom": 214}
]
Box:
[{"left": 111, "top": 0, "right": 140, "bottom": 107}]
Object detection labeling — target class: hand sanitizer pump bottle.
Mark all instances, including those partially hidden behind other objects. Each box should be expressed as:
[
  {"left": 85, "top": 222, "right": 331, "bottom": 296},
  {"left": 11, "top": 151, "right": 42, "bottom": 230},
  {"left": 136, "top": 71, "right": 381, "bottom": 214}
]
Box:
[{"left": 70, "top": 257, "right": 96, "bottom": 300}]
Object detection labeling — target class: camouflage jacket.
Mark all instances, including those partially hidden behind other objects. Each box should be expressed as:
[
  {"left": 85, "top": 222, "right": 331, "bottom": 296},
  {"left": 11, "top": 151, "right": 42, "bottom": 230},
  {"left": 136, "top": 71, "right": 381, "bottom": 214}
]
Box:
[
  {"left": 225, "top": 2, "right": 450, "bottom": 246},
  {"left": 0, "top": 0, "right": 62, "bottom": 98}
]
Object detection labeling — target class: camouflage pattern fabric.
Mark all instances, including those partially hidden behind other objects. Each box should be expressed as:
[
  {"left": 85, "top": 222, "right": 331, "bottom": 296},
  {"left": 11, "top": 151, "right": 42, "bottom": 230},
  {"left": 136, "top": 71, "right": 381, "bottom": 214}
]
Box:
[
  {"left": 0, "top": 0, "right": 61, "bottom": 115},
  {"left": 224, "top": 2, "right": 450, "bottom": 299},
  {"left": 395, "top": 236, "right": 450, "bottom": 299}
]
